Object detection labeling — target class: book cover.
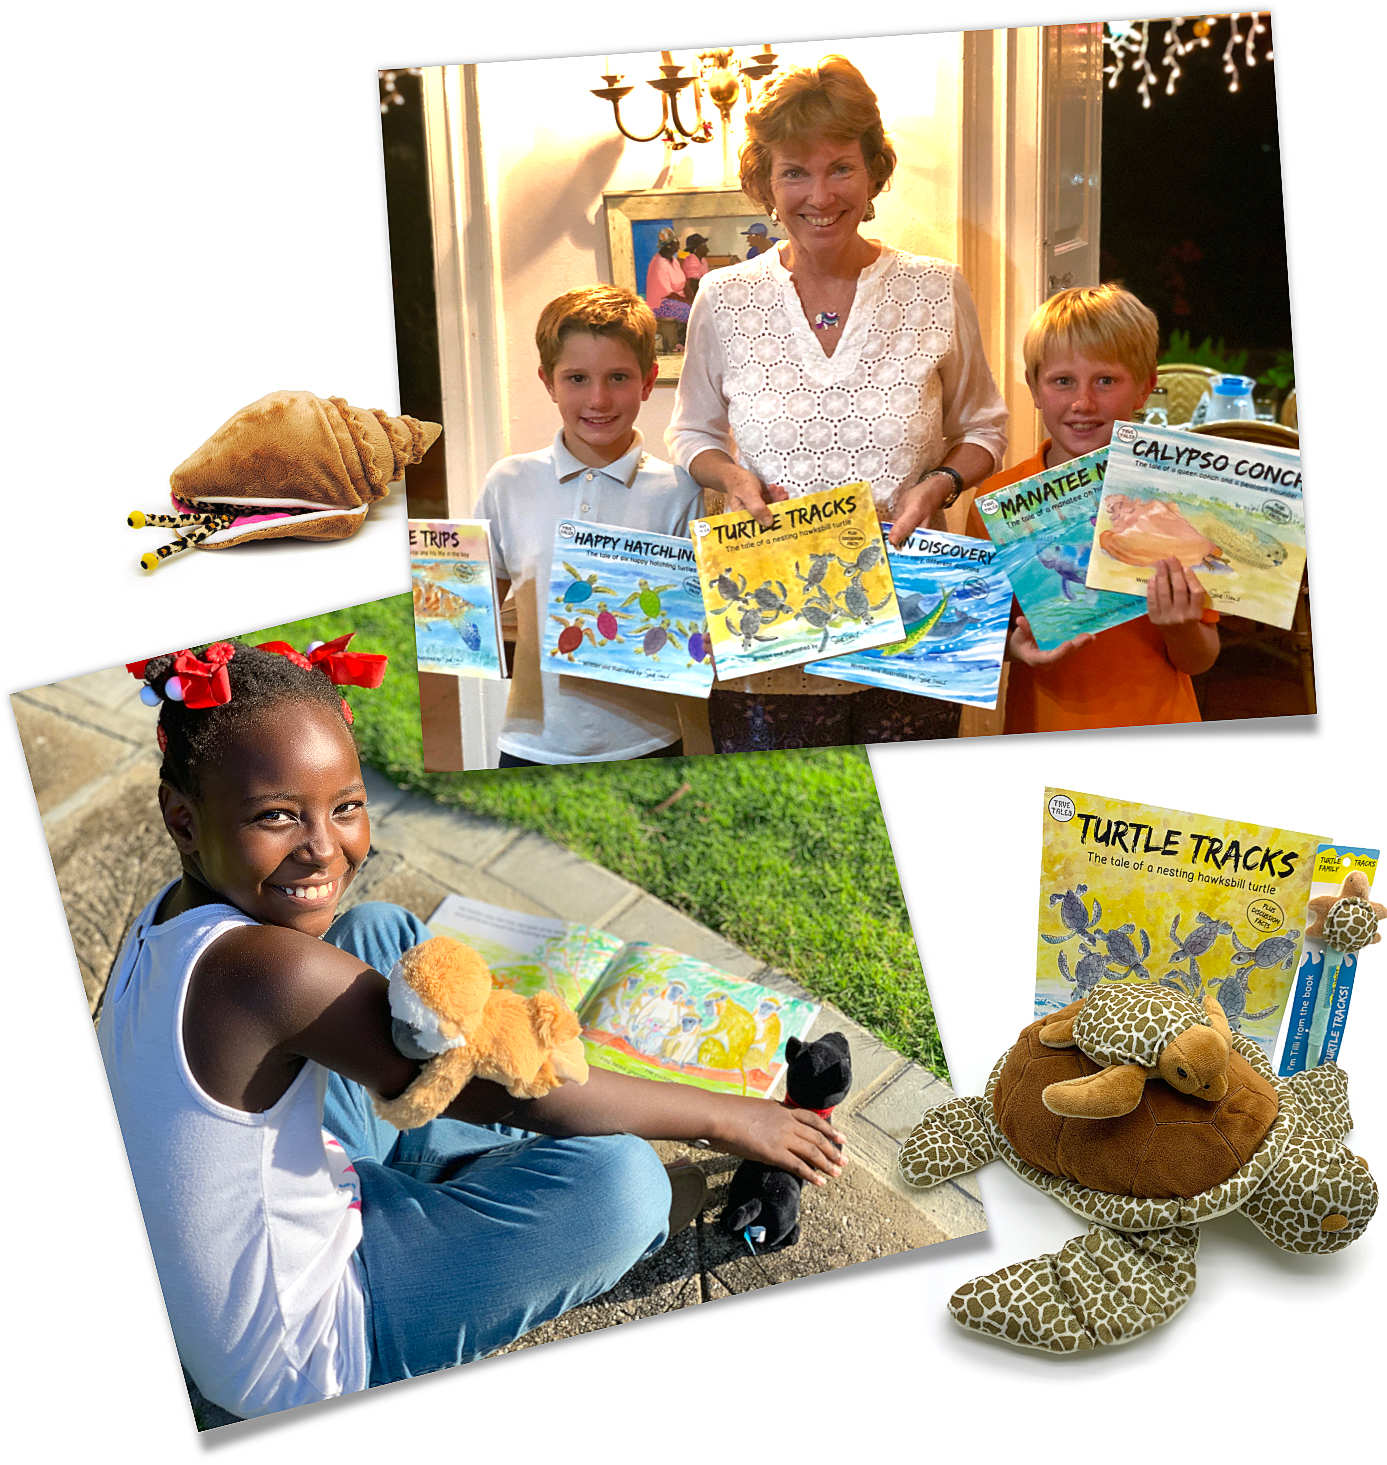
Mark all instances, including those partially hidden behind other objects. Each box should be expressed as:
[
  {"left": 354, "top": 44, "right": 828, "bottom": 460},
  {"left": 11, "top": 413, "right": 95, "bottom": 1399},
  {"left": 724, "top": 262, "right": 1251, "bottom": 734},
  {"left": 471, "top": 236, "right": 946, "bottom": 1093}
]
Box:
[
  {"left": 409, "top": 519, "right": 507, "bottom": 678},
  {"left": 804, "top": 527, "right": 1010, "bottom": 708},
  {"left": 690, "top": 483, "right": 902, "bottom": 677},
  {"left": 429, "top": 894, "right": 819, "bottom": 1097},
  {"left": 539, "top": 520, "right": 714, "bottom": 698},
  {"left": 973, "top": 448, "right": 1147, "bottom": 650},
  {"left": 1087, "top": 421, "right": 1306, "bottom": 629},
  {"left": 1035, "top": 788, "right": 1321, "bottom": 1058}
]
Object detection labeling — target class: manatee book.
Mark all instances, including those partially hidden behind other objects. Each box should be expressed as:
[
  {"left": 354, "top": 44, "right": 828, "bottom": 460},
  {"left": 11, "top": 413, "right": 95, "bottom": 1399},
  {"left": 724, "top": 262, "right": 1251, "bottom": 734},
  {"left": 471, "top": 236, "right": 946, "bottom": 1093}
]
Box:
[
  {"left": 409, "top": 519, "right": 507, "bottom": 678},
  {"left": 690, "top": 483, "right": 902, "bottom": 677},
  {"left": 973, "top": 448, "right": 1146, "bottom": 651},
  {"left": 1087, "top": 421, "right": 1306, "bottom": 629},
  {"left": 539, "top": 520, "right": 714, "bottom": 698},
  {"left": 1035, "top": 787, "right": 1321, "bottom": 1058},
  {"left": 805, "top": 527, "right": 1010, "bottom": 708}
]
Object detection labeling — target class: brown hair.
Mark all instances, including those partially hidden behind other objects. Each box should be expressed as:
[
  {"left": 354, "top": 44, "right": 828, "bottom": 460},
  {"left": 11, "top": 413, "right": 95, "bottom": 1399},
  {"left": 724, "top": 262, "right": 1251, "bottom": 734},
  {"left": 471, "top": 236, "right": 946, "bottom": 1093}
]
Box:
[
  {"left": 739, "top": 56, "right": 896, "bottom": 215},
  {"left": 535, "top": 286, "right": 657, "bottom": 378},
  {"left": 1024, "top": 284, "right": 1160, "bottom": 383}
]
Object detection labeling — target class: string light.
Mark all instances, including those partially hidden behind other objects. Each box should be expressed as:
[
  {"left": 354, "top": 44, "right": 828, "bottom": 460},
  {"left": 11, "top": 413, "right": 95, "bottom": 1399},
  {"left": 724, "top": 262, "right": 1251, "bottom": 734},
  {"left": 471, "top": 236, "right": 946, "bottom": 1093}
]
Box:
[
  {"left": 379, "top": 69, "right": 422, "bottom": 115},
  {"left": 1104, "top": 14, "right": 1273, "bottom": 106}
]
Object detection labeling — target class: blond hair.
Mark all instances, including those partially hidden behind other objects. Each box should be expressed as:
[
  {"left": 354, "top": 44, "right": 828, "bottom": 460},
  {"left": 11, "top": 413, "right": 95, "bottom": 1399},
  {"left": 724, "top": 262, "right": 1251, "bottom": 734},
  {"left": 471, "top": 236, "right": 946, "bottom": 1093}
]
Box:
[
  {"left": 738, "top": 56, "right": 896, "bottom": 215},
  {"left": 535, "top": 286, "right": 657, "bottom": 378},
  {"left": 1024, "top": 284, "right": 1160, "bottom": 383}
]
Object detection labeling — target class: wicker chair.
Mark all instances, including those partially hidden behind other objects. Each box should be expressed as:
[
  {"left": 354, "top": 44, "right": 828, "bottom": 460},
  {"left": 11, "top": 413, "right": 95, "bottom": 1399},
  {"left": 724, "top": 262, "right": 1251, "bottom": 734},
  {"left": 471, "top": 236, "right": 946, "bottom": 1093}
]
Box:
[
  {"left": 1155, "top": 364, "right": 1218, "bottom": 424},
  {"left": 1188, "top": 420, "right": 1299, "bottom": 449},
  {"left": 1280, "top": 387, "right": 1297, "bottom": 429}
]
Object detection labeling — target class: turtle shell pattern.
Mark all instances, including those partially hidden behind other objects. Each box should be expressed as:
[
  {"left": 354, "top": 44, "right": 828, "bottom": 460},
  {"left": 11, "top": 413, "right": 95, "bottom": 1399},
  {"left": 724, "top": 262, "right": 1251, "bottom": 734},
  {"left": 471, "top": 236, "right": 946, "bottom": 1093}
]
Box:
[
  {"left": 986, "top": 1016, "right": 1292, "bottom": 1232},
  {"left": 1323, "top": 896, "right": 1380, "bottom": 952},
  {"left": 1070, "top": 983, "right": 1213, "bottom": 1070}
]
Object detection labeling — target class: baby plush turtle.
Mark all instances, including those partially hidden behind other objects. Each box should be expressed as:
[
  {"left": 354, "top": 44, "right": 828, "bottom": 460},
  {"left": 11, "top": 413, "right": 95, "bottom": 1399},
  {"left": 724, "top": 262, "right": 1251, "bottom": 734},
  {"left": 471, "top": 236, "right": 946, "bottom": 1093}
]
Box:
[
  {"left": 1037, "top": 983, "right": 1232, "bottom": 1118},
  {"left": 1306, "top": 870, "right": 1386, "bottom": 952},
  {"left": 900, "top": 1006, "right": 1377, "bottom": 1352}
]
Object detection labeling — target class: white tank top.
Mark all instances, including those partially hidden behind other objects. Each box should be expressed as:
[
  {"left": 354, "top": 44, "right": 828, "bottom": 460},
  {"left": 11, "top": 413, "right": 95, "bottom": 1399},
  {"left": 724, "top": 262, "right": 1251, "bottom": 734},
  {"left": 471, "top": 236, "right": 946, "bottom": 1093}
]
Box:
[{"left": 97, "top": 886, "right": 368, "bottom": 1417}]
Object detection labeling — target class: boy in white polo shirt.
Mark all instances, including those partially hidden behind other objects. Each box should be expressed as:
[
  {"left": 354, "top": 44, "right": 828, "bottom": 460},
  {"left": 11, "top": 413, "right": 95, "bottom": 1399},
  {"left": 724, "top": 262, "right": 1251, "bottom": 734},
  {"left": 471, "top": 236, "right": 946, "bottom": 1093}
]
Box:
[{"left": 477, "top": 286, "right": 701, "bottom": 766}]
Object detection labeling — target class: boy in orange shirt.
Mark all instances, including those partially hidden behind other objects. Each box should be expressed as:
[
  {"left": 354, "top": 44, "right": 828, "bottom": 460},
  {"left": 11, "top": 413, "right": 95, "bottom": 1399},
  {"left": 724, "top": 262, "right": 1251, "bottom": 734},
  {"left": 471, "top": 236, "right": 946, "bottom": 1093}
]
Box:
[{"left": 967, "top": 284, "right": 1219, "bottom": 732}]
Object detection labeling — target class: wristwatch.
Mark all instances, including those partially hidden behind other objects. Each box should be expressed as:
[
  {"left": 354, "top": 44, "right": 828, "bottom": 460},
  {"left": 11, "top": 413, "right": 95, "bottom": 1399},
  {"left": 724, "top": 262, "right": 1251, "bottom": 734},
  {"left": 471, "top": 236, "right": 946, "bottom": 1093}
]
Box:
[{"left": 925, "top": 464, "right": 966, "bottom": 508}]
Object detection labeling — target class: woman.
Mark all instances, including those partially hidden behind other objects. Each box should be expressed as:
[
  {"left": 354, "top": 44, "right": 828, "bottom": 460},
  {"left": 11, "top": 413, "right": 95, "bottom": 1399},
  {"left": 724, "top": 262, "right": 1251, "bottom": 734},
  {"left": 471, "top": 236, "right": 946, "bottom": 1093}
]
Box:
[
  {"left": 668, "top": 57, "right": 1008, "bottom": 751},
  {"left": 645, "top": 226, "right": 691, "bottom": 352}
]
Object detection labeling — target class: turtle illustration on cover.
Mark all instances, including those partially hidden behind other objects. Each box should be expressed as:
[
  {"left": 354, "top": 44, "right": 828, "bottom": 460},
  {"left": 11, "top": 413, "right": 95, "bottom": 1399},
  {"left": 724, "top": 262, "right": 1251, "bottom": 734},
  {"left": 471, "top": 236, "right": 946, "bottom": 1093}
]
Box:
[{"left": 898, "top": 982, "right": 1377, "bottom": 1353}]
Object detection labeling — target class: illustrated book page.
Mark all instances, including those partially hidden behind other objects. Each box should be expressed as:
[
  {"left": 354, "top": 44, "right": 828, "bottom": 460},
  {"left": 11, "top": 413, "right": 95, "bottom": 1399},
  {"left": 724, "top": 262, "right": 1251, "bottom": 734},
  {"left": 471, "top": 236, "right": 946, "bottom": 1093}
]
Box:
[{"left": 409, "top": 519, "right": 508, "bottom": 678}]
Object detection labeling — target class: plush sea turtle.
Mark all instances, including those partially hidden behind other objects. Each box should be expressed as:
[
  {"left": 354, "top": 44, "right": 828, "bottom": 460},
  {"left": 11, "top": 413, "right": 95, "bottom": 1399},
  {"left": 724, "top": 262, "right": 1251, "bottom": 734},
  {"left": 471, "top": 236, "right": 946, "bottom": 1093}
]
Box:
[
  {"left": 899, "top": 995, "right": 1377, "bottom": 1353},
  {"left": 1306, "top": 870, "right": 1386, "bottom": 952},
  {"left": 1038, "top": 983, "right": 1232, "bottom": 1118}
]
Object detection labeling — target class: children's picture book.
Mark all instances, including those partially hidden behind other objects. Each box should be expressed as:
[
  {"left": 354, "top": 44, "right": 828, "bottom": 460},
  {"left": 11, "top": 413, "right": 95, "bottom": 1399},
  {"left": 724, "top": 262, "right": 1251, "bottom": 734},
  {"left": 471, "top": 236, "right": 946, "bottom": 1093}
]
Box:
[
  {"left": 973, "top": 448, "right": 1147, "bottom": 650},
  {"left": 1088, "top": 421, "right": 1306, "bottom": 629},
  {"left": 538, "top": 520, "right": 714, "bottom": 697},
  {"left": 429, "top": 894, "right": 820, "bottom": 1097},
  {"left": 804, "top": 527, "right": 1010, "bottom": 707},
  {"left": 409, "top": 519, "right": 507, "bottom": 678},
  {"left": 1279, "top": 845, "right": 1380, "bottom": 1076},
  {"left": 1035, "top": 788, "right": 1321, "bottom": 1058},
  {"left": 690, "top": 483, "right": 903, "bottom": 677}
]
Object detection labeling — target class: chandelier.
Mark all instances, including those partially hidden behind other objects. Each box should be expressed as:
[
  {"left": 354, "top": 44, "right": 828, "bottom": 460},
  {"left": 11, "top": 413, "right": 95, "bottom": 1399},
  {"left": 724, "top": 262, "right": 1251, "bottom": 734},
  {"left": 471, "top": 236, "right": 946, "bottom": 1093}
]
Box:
[
  {"left": 1104, "top": 14, "right": 1273, "bottom": 108},
  {"left": 592, "top": 46, "right": 780, "bottom": 148}
]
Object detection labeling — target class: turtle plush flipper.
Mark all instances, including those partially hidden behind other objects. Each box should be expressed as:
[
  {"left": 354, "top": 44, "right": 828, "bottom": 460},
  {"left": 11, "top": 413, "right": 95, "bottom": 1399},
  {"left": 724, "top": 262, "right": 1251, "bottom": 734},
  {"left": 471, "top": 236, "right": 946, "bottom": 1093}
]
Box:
[
  {"left": 899, "top": 1096, "right": 998, "bottom": 1187},
  {"left": 1038, "top": 1003, "right": 1084, "bottom": 1048},
  {"left": 1042, "top": 1063, "right": 1149, "bottom": 1118},
  {"left": 948, "top": 1224, "right": 1200, "bottom": 1353}
]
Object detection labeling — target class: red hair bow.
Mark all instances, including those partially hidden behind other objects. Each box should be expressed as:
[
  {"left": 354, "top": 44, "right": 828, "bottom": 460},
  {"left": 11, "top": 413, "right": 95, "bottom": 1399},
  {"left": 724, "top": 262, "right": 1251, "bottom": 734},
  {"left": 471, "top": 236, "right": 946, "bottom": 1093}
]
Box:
[
  {"left": 260, "top": 632, "right": 387, "bottom": 689},
  {"left": 127, "top": 644, "right": 236, "bottom": 709}
]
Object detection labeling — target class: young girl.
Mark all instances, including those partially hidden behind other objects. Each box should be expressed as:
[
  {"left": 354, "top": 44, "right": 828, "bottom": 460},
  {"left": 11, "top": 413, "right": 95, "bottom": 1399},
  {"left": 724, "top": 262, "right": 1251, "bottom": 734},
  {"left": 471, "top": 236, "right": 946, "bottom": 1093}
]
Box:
[{"left": 98, "top": 637, "right": 844, "bottom": 1420}]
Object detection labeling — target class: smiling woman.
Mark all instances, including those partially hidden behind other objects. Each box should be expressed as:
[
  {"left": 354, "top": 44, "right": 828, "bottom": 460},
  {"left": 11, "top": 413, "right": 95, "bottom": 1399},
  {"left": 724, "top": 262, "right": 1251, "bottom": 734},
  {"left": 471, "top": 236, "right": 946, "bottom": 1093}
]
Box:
[{"left": 667, "top": 56, "right": 1010, "bottom": 752}]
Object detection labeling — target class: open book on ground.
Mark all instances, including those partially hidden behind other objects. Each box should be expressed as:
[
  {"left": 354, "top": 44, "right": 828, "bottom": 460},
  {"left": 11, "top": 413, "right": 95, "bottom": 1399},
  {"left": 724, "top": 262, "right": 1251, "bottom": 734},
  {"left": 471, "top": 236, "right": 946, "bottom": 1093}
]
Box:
[{"left": 430, "top": 894, "right": 819, "bottom": 1096}]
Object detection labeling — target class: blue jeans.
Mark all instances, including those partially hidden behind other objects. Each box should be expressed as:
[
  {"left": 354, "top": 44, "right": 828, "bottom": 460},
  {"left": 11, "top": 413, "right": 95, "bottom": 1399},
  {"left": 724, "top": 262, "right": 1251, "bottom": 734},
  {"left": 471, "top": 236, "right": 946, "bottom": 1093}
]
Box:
[{"left": 322, "top": 903, "right": 672, "bottom": 1386}]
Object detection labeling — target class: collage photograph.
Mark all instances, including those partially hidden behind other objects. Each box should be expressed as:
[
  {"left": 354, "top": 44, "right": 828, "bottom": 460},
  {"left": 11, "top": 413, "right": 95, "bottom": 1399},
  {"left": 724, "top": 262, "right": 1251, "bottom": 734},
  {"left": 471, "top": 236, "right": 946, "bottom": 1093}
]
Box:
[{"left": 3, "top": 3, "right": 1383, "bottom": 1462}]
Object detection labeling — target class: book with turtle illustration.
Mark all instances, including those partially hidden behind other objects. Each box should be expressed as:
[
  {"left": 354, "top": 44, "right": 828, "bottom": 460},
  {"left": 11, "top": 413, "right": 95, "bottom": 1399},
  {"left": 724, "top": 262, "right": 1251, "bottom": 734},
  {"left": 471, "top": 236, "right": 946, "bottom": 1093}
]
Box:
[
  {"left": 539, "top": 521, "right": 714, "bottom": 697},
  {"left": 689, "top": 483, "right": 903, "bottom": 677},
  {"left": 1086, "top": 421, "right": 1306, "bottom": 629},
  {"left": 409, "top": 519, "right": 507, "bottom": 678},
  {"left": 803, "top": 527, "right": 1011, "bottom": 707},
  {"left": 428, "top": 894, "right": 820, "bottom": 1097},
  {"left": 1035, "top": 787, "right": 1321, "bottom": 1058},
  {"left": 973, "top": 447, "right": 1147, "bottom": 650}
]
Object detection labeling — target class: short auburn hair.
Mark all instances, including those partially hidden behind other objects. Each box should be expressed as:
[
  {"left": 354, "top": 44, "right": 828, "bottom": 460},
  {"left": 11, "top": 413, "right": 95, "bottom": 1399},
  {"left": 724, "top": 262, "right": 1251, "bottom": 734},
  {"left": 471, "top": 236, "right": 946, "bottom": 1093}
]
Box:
[
  {"left": 739, "top": 56, "right": 896, "bottom": 215},
  {"left": 1024, "top": 284, "right": 1160, "bottom": 384},
  {"left": 535, "top": 286, "right": 657, "bottom": 378}
]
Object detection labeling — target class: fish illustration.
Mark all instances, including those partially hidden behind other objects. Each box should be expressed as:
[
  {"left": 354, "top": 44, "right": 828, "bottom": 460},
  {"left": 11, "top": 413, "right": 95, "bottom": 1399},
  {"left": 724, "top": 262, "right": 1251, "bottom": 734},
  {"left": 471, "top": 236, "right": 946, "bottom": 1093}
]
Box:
[{"left": 875, "top": 589, "right": 953, "bottom": 657}]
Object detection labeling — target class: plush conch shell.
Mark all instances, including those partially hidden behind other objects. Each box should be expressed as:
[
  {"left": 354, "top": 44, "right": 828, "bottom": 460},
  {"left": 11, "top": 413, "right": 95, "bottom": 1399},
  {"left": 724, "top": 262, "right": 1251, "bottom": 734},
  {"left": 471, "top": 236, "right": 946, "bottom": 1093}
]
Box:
[
  {"left": 1098, "top": 495, "right": 1225, "bottom": 569},
  {"left": 167, "top": 390, "right": 442, "bottom": 549}
]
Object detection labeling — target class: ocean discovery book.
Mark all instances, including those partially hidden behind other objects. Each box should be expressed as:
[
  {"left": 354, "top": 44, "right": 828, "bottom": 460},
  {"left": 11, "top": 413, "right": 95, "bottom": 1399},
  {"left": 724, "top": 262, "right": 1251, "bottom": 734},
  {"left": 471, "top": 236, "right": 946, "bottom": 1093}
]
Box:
[
  {"left": 539, "top": 521, "right": 714, "bottom": 698},
  {"left": 1088, "top": 421, "right": 1306, "bottom": 629},
  {"left": 805, "top": 527, "right": 1010, "bottom": 707},
  {"left": 972, "top": 448, "right": 1146, "bottom": 650},
  {"left": 429, "top": 894, "right": 820, "bottom": 1097},
  {"left": 1035, "top": 788, "right": 1320, "bottom": 1058},
  {"left": 690, "top": 484, "right": 902, "bottom": 678},
  {"left": 409, "top": 519, "right": 507, "bottom": 678}
]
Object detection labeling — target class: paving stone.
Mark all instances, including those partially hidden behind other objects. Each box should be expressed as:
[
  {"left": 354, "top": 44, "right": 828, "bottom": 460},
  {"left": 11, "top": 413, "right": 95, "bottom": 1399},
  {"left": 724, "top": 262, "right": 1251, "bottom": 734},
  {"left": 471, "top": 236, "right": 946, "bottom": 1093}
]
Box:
[
  {"left": 43, "top": 761, "right": 181, "bottom": 1013},
  {"left": 12, "top": 697, "right": 139, "bottom": 817},
  {"left": 842, "top": 1063, "right": 958, "bottom": 1189},
  {"left": 603, "top": 893, "right": 762, "bottom": 974},
  {"left": 360, "top": 765, "right": 413, "bottom": 822},
  {"left": 22, "top": 676, "right": 156, "bottom": 746},
  {"left": 380, "top": 843, "right": 554, "bottom": 918},
  {"left": 482, "top": 833, "right": 639, "bottom": 925},
  {"left": 338, "top": 853, "right": 451, "bottom": 925},
  {"left": 370, "top": 790, "right": 517, "bottom": 868}
]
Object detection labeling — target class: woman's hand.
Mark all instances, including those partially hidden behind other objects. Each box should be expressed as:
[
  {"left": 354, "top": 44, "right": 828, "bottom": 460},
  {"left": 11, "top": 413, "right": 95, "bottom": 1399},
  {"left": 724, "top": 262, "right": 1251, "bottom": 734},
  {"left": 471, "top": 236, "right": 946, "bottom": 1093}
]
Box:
[
  {"left": 886, "top": 474, "right": 953, "bottom": 546},
  {"left": 723, "top": 463, "right": 788, "bottom": 528},
  {"left": 713, "top": 1096, "right": 845, "bottom": 1185},
  {"left": 1008, "top": 615, "right": 1093, "bottom": 666}
]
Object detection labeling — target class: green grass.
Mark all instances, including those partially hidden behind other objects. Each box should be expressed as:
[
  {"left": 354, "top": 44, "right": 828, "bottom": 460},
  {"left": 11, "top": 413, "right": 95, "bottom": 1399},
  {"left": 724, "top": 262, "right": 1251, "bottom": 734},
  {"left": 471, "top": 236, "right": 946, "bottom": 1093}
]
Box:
[{"left": 253, "top": 595, "right": 944, "bottom": 1077}]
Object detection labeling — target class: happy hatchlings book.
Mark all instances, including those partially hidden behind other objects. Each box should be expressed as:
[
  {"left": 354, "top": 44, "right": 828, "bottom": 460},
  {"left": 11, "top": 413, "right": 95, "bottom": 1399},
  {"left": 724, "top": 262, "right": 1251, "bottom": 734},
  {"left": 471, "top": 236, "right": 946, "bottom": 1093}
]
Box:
[
  {"left": 690, "top": 483, "right": 902, "bottom": 678},
  {"left": 539, "top": 521, "right": 714, "bottom": 697},
  {"left": 409, "top": 519, "right": 507, "bottom": 678},
  {"left": 804, "top": 527, "right": 1011, "bottom": 708},
  {"left": 1087, "top": 421, "right": 1306, "bottom": 629},
  {"left": 973, "top": 448, "right": 1147, "bottom": 651},
  {"left": 1035, "top": 788, "right": 1321, "bottom": 1058}
]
